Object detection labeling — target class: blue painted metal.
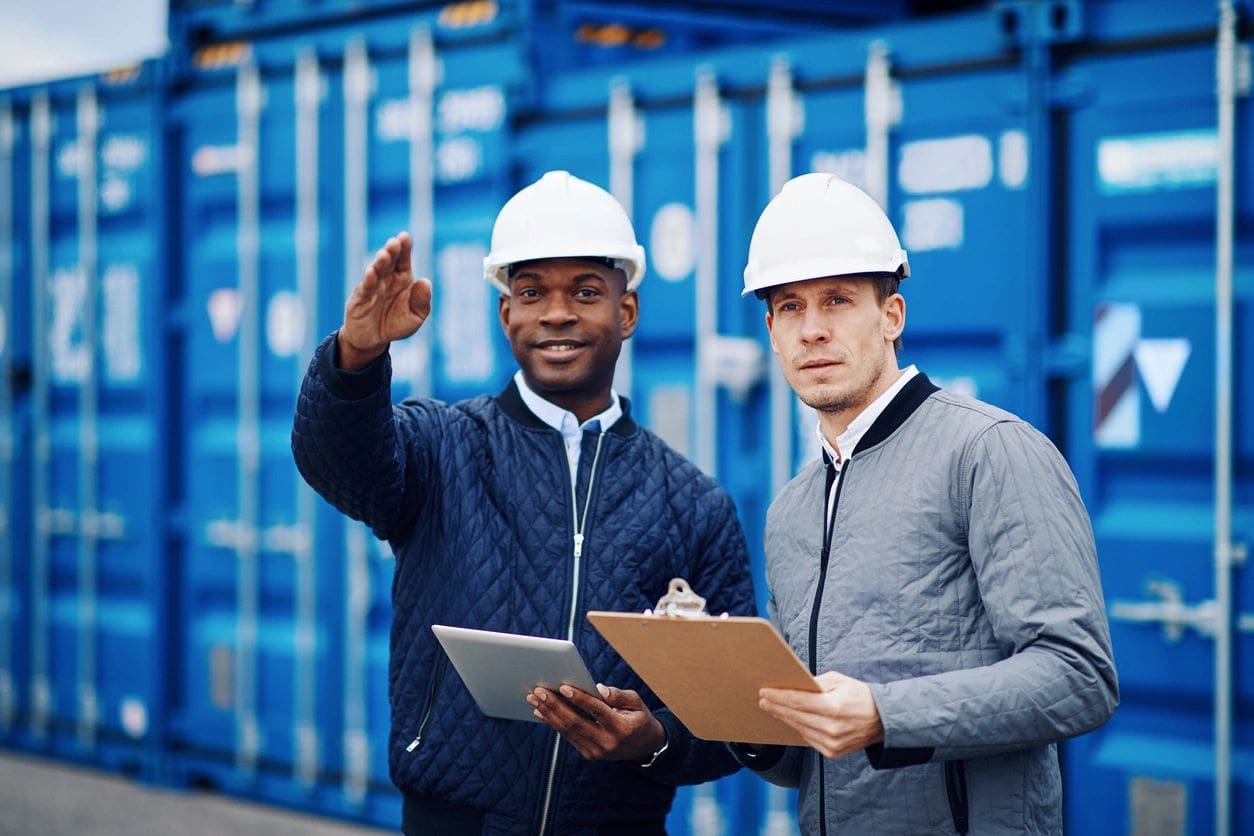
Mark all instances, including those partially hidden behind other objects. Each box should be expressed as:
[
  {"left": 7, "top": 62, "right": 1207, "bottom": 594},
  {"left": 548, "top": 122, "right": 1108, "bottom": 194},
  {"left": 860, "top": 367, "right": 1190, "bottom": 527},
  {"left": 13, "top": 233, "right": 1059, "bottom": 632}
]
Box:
[
  {"left": 1060, "top": 12, "right": 1254, "bottom": 833},
  {"left": 2, "top": 2, "right": 1251, "bottom": 834},
  {"left": 0, "top": 93, "right": 30, "bottom": 742},
  {"left": 168, "top": 16, "right": 525, "bottom": 826},
  {"left": 0, "top": 62, "right": 173, "bottom": 780}
]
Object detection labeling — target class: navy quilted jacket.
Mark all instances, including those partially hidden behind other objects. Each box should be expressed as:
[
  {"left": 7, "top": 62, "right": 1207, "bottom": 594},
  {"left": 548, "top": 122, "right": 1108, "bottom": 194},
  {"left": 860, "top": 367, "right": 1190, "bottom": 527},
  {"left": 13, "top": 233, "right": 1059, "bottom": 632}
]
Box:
[{"left": 292, "top": 334, "right": 756, "bottom": 831}]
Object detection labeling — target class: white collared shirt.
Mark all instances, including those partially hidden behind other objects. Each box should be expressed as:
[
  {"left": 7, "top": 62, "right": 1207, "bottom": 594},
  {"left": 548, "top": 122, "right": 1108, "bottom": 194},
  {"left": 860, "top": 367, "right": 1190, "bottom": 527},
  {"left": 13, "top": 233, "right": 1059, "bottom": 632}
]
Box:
[
  {"left": 817, "top": 364, "right": 918, "bottom": 526},
  {"left": 513, "top": 370, "right": 623, "bottom": 486},
  {"left": 817, "top": 364, "right": 919, "bottom": 471}
]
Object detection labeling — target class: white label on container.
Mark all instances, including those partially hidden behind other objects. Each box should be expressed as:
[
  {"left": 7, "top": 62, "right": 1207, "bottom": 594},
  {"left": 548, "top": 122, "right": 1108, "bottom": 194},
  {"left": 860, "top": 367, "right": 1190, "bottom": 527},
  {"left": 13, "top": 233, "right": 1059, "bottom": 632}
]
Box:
[
  {"left": 999, "top": 130, "right": 1029, "bottom": 190},
  {"left": 649, "top": 203, "right": 695, "bottom": 283},
  {"left": 376, "top": 98, "right": 412, "bottom": 142},
  {"left": 100, "top": 176, "right": 132, "bottom": 212},
  {"left": 50, "top": 266, "right": 89, "bottom": 383},
  {"left": 1097, "top": 130, "right": 1217, "bottom": 194},
  {"left": 437, "top": 86, "right": 505, "bottom": 134},
  {"left": 207, "top": 287, "right": 244, "bottom": 342},
  {"left": 266, "top": 290, "right": 305, "bottom": 358},
  {"left": 931, "top": 375, "right": 978, "bottom": 399},
  {"left": 102, "top": 264, "right": 142, "bottom": 383},
  {"left": 437, "top": 136, "right": 482, "bottom": 182},
  {"left": 56, "top": 140, "right": 84, "bottom": 179},
  {"left": 120, "top": 697, "right": 147, "bottom": 739},
  {"left": 436, "top": 242, "right": 494, "bottom": 382},
  {"left": 898, "top": 134, "right": 992, "bottom": 195},
  {"left": 901, "top": 198, "right": 964, "bottom": 252},
  {"left": 102, "top": 135, "right": 147, "bottom": 171},
  {"left": 810, "top": 148, "right": 868, "bottom": 192},
  {"left": 191, "top": 144, "right": 252, "bottom": 176}
]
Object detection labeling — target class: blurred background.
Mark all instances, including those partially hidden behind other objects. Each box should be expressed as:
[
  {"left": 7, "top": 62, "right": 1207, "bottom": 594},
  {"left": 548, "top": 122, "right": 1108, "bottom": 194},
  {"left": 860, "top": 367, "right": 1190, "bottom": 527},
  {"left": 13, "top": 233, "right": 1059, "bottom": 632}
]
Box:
[{"left": 0, "top": 0, "right": 1250, "bottom": 833}]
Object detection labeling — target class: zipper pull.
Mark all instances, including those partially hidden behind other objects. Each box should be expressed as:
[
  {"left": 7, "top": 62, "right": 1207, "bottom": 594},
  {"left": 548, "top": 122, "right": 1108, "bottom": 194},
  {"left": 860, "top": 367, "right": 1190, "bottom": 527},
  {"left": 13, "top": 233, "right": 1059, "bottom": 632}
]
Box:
[{"left": 573, "top": 532, "right": 584, "bottom": 559}]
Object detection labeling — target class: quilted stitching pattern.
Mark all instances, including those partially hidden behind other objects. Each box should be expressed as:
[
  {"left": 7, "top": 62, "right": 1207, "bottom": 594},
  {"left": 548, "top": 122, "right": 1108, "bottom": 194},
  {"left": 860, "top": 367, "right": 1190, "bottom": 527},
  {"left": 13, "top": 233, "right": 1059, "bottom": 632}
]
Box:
[
  {"left": 293, "top": 335, "right": 757, "bottom": 828},
  {"left": 761, "top": 382, "right": 1116, "bottom": 835}
]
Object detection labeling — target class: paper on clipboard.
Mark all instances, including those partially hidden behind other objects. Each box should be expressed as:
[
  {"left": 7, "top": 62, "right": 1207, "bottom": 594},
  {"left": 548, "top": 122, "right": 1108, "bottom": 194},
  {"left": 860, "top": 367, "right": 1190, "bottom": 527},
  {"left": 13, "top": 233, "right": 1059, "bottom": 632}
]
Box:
[{"left": 587, "top": 582, "right": 820, "bottom": 746}]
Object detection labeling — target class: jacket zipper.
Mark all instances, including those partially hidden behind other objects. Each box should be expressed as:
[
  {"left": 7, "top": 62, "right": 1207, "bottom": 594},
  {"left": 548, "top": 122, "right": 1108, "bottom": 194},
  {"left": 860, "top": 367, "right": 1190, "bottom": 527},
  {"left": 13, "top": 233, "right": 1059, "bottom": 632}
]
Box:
[
  {"left": 945, "top": 760, "right": 969, "bottom": 834},
  {"left": 405, "top": 655, "right": 446, "bottom": 752},
  {"left": 537, "top": 431, "right": 606, "bottom": 836},
  {"left": 810, "top": 458, "right": 848, "bottom": 836}
]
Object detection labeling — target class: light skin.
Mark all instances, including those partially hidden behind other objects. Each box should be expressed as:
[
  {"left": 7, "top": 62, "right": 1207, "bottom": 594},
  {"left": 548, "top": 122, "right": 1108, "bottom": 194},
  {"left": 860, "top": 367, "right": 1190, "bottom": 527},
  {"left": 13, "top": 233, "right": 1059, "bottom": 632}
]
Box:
[
  {"left": 337, "top": 231, "right": 661, "bottom": 761},
  {"left": 758, "top": 274, "right": 906, "bottom": 758}
]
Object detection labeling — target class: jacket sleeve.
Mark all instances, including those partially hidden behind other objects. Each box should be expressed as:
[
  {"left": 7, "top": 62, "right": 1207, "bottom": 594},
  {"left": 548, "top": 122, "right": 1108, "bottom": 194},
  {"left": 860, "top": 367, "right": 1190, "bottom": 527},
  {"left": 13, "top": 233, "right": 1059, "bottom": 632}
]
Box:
[
  {"left": 865, "top": 420, "right": 1119, "bottom": 765},
  {"left": 635, "top": 481, "right": 760, "bottom": 786},
  {"left": 727, "top": 587, "right": 805, "bottom": 785},
  {"left": 291, "top": 331, "right": 442, "bottom": 542}
]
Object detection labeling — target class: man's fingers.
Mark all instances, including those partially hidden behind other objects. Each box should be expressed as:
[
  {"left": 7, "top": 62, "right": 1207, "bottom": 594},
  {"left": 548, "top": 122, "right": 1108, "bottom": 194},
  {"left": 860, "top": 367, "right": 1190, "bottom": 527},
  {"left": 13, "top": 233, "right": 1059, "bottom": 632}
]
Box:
[
  {"left": 409, "top": 277, "right": 433, "bottom": 319},
  {"left": 396, "top": 231, "right": 413, "bottom": 272}
]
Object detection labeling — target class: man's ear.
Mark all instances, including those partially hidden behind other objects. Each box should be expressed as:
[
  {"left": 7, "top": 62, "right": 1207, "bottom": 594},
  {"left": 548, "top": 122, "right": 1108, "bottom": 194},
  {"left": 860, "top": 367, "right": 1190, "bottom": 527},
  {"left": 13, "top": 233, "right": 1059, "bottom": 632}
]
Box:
[
  {"left": 619, "top": 289, "right": 639, "bottom": 339},
  {"left": 498, "top": 293, "right": 511, "bottom": 332},
  {"left": 765, "top": 310, "right": 779, "bottom": 355},
  {"left": 882, "top": 293, "right": 905, "bottom": 343}
]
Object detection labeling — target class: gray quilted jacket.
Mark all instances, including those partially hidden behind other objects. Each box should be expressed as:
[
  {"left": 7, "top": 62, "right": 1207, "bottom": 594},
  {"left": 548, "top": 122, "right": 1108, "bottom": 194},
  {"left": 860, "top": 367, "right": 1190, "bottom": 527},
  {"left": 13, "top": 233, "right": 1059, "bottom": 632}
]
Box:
[{"left": 739, "top": 373, "right": 1117, "bottom": 835}]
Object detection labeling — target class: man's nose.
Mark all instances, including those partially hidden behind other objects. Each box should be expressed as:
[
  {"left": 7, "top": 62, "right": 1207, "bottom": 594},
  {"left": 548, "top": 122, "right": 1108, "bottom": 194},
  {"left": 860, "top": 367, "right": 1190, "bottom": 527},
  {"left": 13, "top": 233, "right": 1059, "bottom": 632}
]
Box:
[
  {"left": 798, "top": 308, "right": 830, "bottom": 344},
  {"left": 539, "top": 294, "right": 577, "bottom": 327}
]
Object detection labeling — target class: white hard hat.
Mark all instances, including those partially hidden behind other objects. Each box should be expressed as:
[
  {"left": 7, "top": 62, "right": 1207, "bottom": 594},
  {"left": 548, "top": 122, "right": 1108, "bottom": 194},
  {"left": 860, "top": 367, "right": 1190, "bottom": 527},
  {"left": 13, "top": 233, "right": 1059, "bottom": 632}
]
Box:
[
  {"left": 483, "top": 170, "right": 646, "bottom": 295},
  {"left": 742, "top": 173, "right": 909, "bottom": 298}
]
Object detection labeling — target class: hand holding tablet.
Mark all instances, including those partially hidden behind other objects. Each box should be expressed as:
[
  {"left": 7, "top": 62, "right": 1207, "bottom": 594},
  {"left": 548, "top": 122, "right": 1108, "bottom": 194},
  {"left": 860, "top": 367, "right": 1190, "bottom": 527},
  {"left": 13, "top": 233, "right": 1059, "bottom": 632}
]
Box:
[{"left": 431, "top": 624, "right": 600, "bottom": 723}]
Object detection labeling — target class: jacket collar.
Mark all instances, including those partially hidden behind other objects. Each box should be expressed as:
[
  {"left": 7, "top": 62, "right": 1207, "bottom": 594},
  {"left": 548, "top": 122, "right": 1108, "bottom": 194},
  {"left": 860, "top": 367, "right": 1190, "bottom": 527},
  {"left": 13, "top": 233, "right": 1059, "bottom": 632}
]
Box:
[
  {"left": 850, "top": 372, "right": 939, "bottom": 457},
  {"left": 496, "top": 377, "right": 638, "bottom": 438}
]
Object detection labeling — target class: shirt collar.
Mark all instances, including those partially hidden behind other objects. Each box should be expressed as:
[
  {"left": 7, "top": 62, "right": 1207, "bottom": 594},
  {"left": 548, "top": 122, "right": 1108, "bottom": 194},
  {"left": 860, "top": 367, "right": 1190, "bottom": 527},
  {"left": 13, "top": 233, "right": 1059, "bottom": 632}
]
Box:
[
  {"left": 818, "top": 365, "right": 919, "bottom": 465},
  {"left": 513, "top": 370, "right": 622, "bottom": 435}
]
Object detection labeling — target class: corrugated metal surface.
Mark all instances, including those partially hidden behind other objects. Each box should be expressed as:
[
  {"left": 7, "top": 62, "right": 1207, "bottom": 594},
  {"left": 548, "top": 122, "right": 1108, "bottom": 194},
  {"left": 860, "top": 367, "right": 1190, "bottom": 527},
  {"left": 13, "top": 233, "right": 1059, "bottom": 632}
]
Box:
[
  {"left": 1, "top": 0, "right": 1251, "bottom": 833},
  {"left": 1, "top": 62, "right": 172, "bottom": 777},
  {"left": 1061, "top": 4, "right": 1254, "bottom": 832}
]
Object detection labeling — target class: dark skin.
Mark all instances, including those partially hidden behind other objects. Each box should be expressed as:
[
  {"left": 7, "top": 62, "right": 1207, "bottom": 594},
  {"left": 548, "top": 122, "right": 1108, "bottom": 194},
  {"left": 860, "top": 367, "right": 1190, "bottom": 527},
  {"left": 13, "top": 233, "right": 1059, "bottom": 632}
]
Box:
[
  {"left": 336, "top": 231, "right": 665, "bottom": 762},
  {"left": 498, "top": 257, "right": 638, "bottom": 424}
]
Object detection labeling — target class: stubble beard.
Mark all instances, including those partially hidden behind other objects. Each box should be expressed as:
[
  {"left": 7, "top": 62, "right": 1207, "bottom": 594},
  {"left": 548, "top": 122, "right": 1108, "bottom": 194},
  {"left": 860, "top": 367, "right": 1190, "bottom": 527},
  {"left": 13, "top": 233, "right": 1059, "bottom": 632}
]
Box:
[{"left": 794, "top": 353, "right": 886, "bottom": 416}]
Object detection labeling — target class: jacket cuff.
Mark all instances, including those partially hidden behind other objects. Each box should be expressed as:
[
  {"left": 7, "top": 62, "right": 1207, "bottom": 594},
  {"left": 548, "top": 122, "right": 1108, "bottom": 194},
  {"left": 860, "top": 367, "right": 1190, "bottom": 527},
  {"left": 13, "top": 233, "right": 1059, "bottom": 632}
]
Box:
[
  {"left": 318, "top": 331, "right": 390, "bottom": 401},
  {"left": 865, "top": 742, "right": 934, "bottom": 770},
  {"left": 728, "top": 742, "right": 787, "bottom": 773},
  {"left": 636, "top": 710, "right": 691, "bottom": 779}
]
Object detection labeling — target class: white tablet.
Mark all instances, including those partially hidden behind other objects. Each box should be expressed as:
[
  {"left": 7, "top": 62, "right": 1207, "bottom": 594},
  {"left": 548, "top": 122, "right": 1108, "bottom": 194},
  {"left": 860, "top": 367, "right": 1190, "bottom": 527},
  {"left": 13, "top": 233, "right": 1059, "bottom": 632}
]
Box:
[{"left": 431, "top": 625, "right": 600, "bottom": 723}]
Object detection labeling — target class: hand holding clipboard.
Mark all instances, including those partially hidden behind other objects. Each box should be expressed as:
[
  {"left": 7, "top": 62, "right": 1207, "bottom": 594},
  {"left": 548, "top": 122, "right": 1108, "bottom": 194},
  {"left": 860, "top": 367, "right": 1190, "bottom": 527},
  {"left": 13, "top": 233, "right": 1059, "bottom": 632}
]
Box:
[{"left": 587, "top": 579, "right": 821, "bottom": 746}]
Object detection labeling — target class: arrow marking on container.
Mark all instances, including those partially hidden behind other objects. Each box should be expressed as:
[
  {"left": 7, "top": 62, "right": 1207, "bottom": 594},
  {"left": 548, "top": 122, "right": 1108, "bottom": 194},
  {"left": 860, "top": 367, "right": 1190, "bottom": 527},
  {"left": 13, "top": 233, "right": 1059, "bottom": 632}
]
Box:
[{"left": 1134, "top": 338, "right": 1191, "bottom": 413}]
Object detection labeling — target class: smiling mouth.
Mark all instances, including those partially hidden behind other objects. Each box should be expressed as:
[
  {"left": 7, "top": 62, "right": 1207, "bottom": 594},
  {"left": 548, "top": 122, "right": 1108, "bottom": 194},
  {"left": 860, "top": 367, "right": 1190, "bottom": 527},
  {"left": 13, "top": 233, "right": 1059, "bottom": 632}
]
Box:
[{"left": 536, "top": 341, "right": 584, "bottom": 352}]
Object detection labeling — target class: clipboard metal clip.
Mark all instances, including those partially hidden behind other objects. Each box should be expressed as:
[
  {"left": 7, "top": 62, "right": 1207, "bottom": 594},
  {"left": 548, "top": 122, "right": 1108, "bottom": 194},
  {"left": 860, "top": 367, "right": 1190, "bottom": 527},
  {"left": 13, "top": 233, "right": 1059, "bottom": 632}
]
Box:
[{"left": 646, "top": 578, "right": 713, "bottom": 619}]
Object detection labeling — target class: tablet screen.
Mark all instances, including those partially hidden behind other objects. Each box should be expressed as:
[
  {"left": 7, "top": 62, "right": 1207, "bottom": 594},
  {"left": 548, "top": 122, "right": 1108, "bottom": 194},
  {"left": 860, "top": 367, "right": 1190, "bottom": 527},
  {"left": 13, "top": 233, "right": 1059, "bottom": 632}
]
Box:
[{"left": 432, "top": 625, "right": 600, "bottom": 723}]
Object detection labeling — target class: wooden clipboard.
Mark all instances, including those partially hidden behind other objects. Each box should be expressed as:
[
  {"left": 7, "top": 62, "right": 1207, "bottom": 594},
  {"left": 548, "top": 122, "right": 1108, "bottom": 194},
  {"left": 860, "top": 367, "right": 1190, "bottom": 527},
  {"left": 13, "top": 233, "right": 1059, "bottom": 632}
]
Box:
[{"left": 586, "top": 611, "right": 821, "bottom": 746}]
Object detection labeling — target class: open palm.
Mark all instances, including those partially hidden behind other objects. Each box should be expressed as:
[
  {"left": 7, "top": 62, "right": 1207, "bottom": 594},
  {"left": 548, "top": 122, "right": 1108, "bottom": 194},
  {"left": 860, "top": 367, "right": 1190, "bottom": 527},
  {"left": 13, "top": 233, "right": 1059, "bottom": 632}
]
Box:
[{"left": 339, "top": 232, "right": 433, "bottom": 370}]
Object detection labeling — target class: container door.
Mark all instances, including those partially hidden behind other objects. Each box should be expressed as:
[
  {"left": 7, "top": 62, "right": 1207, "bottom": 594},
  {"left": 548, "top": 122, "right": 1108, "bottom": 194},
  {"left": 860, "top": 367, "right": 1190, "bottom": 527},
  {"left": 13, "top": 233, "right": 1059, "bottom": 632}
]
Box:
[
  {"left": 1062, "top": 31, "right": 1254, "bottom": 836},
  {"left": 175, "top": 46, "right": 344, "bottom": 809},
  {"left": 0, "top": 95, "right": 31, "bottom": 743},
  {"left": 12, "top": 67, "right": 169, "bottom": 774},
  {"left": 344, "top": 27, "right": 521, "bottom": 819}
]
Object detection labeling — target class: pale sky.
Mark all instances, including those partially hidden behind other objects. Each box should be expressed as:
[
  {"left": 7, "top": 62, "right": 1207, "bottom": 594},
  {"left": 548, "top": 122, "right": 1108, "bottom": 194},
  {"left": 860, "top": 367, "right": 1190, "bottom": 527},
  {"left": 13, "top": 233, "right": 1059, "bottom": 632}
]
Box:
[{"left": 0, "top": 0, "right": 168, "bottom": 89}]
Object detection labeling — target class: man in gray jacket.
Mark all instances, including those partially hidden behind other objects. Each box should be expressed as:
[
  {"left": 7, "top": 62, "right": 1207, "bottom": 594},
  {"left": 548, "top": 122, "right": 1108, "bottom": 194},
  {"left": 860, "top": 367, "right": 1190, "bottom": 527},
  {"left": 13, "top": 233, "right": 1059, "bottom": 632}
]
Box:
[{"left": 732, "top": 173, "right": 1118, "bottom": 834}]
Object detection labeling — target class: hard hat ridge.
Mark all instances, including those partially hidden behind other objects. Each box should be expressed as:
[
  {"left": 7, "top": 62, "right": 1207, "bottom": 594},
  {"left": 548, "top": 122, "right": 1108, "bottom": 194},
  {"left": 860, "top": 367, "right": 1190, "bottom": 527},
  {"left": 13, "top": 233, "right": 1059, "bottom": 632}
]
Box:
[
  {"left": 741, "top": 172, "right": 909, "bottom": 298},
  {"left": 484, "top": 170, "right": 647, "bottom": 295}
]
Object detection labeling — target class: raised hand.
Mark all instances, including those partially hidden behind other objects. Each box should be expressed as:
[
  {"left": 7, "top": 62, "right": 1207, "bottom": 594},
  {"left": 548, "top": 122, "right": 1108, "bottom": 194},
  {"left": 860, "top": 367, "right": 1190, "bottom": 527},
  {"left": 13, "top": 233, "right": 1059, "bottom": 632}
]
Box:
[{"left": 337, "top": 231, "right": 433, "bottom": 370}]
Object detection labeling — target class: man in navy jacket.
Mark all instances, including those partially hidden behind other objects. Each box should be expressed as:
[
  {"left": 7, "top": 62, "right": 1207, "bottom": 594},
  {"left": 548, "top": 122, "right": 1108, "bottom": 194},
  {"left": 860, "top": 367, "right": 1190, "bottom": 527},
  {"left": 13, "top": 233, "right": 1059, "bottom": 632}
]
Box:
[{"left": 292, "top": 171, "right": 756, "bottom": 834}]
